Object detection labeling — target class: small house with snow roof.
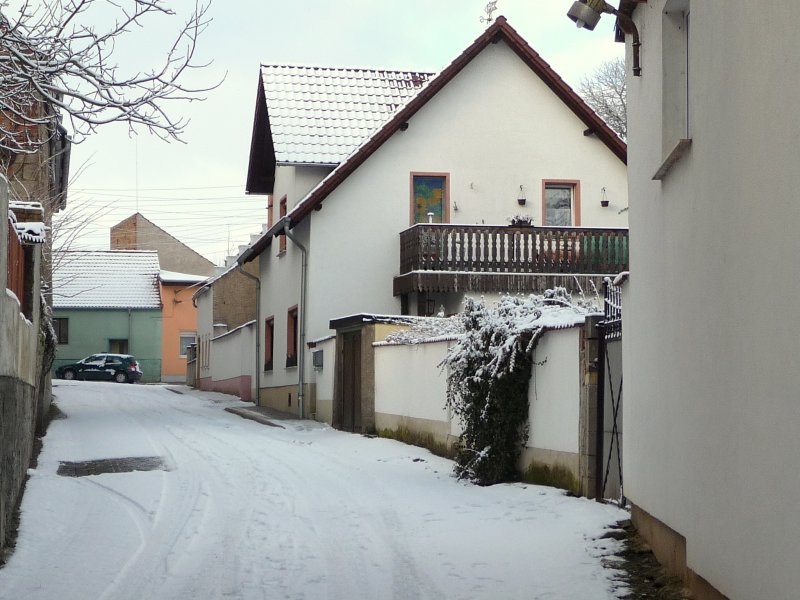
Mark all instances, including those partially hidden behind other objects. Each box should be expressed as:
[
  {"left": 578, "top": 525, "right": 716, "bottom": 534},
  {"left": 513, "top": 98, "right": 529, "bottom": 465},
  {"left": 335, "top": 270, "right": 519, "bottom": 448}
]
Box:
[
  {"left": 237, "top": 17, "right": 629, "bottom": 425},
  {"left": 52, "top": 250, "right": 163, "bottom": 382}
]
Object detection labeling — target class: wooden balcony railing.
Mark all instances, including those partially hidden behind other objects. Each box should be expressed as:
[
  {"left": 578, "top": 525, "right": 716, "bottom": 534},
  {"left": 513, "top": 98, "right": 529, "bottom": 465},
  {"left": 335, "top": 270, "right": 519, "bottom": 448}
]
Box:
[{"left": 399, "top": 224, "right": 628, "bottom": 276}]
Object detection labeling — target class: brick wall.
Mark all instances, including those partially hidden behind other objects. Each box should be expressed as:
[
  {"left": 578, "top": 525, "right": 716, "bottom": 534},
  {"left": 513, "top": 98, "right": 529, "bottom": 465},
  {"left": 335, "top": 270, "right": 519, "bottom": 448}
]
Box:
[
  {"left": 110, "top": 214, "right": 137, "bottom": 250},
  {"left": 110, "top": 214, "right": 215, "bottom": 277},
  {"left": 212, "top": 257, "right": 260, "bottom": 330}
]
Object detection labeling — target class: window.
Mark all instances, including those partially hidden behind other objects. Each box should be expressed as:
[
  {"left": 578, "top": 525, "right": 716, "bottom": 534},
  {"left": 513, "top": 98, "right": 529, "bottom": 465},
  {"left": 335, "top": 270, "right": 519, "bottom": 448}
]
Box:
[
  {"left": 109, "top": 339, "right": 129, "bottom": 354},
  {"left": 53, "top": 318, "right": 69, "bottom": 344},
  {"left": 179, "top": 333, "right": 196, "bottom": 358},
  {"left": 286, "top": 306, "right": 298, "bottom": 368},
  {"left": 279, "top": 196, "right": 287, "bottom": 253},
  {"left": 264, "top": 316, "right": 274, "bottom": 371},
  {"left": 410, "top": 173, "right": 449, "bottom": 225},
  {"left": 542, "top": 181, "right": 581, "bottom": 226}
]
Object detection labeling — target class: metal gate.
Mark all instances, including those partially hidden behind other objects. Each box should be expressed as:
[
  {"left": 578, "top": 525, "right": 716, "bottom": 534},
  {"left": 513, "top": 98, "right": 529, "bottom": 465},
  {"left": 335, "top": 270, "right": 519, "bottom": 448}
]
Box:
[{"left": 596, "top": 280, "right": 624, "bottom": 502}]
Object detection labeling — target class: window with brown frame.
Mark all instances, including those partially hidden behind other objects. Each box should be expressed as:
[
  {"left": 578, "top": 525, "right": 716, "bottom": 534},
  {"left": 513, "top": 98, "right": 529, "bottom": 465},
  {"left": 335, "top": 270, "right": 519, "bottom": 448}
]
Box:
[
  {"left": 410, "top": 173, "right": 449, "bottom": 225},
  {"left": 264, "top": 316, "right": 274, "bottom": 371},
  {"left": 542, "top": 181, "right": 581, "bottom": 226},
  {"left": 286, "top": 306, "right": 298, "bottom": 368},
  {"left": 279, "top": 196, "right": 287, "bottom": 254}
]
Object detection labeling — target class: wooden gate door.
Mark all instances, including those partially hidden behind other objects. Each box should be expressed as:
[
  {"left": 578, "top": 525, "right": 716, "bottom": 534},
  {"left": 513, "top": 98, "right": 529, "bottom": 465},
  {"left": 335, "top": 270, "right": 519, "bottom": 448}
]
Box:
[{"left": 340, "top": 330, "right": 361, "bottom": 432}]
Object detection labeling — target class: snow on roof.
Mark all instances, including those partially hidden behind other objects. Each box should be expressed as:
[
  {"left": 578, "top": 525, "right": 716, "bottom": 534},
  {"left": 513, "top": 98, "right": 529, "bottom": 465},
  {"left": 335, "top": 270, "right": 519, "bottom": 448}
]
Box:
[
  {"left": 159, "top": 270, "right": 208, "bottom": 285},
  {"left": 53, "top": 251, "right": 161, "bottom": 309},
  {"left": 261, "top": 65, "right": 434, "bottom": 165}
]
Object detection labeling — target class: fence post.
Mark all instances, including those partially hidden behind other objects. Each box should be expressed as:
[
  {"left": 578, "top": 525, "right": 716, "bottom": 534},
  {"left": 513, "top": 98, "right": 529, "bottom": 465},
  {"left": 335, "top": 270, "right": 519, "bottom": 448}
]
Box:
[{"left": 580, "top": 315, "right": 603, "bottom": 499}]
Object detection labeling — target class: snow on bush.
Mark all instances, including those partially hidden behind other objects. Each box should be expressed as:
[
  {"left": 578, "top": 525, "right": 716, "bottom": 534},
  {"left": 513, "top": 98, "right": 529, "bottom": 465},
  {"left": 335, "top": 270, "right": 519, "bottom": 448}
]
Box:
[{"left": 442, "top": 289, "right": 593, "bottom": 485}]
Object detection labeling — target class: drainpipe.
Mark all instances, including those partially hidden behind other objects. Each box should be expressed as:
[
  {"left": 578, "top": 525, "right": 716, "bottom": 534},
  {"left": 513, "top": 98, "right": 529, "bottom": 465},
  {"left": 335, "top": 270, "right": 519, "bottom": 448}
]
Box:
[
  {"left": 283, "top": 220, "right": 307, "bottom": 419},
  {"left": 237, "top": 265, "right": 260, "bottom": 404}
]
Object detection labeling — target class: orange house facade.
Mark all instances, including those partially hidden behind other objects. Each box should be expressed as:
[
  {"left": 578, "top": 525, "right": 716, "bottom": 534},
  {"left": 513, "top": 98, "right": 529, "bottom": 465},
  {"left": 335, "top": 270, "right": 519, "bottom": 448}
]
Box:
[{"left": 160, "top": 271, "right": 206, "bottom": 383}]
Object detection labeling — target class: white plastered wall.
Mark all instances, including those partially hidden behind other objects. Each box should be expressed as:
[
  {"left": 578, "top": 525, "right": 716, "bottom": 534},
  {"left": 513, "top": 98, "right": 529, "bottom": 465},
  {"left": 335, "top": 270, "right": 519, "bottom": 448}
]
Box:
[
  {"left": 306, "top": 40, "right": 627, "bottom": 348},
  {"left": 624, "top": 2, "right": 800, "bottom": 598},
  {"left": 527, "top": 327, "right": 580, "bottom": 455},
  {"left": 211, "top": 322, "right": 256, "bottom": 389},
  {"left": 261, "top": 39, "right": 627, "bottom": 397},
  {"left": 374, "top": 340, "right": 452, "bottom": 429}
]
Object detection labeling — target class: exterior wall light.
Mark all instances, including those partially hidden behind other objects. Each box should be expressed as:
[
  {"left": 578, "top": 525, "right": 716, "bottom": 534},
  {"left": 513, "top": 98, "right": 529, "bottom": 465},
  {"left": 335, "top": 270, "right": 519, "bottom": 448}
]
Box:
[{"left": 567, "top": 0, "right": 642, "bottom": 76}]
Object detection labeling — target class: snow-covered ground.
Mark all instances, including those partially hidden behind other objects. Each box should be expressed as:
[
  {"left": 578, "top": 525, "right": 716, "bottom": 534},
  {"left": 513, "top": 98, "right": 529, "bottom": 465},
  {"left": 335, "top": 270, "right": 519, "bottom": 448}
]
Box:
[{"left": 0, "top": 381, "right": 628, "bottom": 600}]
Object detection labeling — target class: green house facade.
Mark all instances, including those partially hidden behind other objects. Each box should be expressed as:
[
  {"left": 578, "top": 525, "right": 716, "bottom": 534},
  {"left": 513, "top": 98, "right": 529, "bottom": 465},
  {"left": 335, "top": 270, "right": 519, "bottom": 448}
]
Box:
[{"left": 52, "top": 251, "right": 163, "bottom": 383}]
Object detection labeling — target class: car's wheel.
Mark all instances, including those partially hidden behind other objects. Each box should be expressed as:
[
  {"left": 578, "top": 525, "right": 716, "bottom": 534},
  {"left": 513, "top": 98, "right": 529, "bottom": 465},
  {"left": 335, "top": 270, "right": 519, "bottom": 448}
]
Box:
[
  {"left": 62, "top": 370, "right": 76, "bottom": 381},
  {"left": 114, "top": 371, "right": 128, "bottom": 384}
]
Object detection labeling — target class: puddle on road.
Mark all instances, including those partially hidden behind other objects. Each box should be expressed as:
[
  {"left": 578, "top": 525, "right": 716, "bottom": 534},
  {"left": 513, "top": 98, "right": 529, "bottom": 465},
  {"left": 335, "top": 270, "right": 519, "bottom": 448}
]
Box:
[{"left": 57, "top": 456, "right": 169, "bottom": 477}]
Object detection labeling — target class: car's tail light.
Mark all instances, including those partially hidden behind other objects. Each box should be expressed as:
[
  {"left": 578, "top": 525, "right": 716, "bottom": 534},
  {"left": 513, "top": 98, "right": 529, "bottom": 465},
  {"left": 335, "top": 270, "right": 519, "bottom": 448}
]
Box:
[{"left": 129, "top": 362, "right": 138, "bottom": 370}]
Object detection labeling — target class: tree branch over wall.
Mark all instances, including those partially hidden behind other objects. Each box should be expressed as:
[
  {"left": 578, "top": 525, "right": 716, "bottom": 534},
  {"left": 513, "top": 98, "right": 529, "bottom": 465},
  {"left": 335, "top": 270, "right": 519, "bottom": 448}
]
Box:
[{"left": 0, "top": 0, "right": 217, "bottom": 156}]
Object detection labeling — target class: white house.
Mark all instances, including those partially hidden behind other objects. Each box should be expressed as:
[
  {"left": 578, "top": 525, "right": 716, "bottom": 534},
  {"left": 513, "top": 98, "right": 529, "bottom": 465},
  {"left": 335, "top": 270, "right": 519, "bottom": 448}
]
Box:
[
  {"left": 617, "top": 1, "right": 800, "bottom": 599},
  {"left": 240, "top": 17, "right": 629, "bottom": 423}
]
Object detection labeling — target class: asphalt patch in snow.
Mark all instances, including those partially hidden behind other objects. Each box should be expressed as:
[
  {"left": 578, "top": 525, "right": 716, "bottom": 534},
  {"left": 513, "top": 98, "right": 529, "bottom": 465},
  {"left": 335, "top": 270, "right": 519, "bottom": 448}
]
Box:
[{"left": 57, "top": 456, "right": 168, "bottom": 477}]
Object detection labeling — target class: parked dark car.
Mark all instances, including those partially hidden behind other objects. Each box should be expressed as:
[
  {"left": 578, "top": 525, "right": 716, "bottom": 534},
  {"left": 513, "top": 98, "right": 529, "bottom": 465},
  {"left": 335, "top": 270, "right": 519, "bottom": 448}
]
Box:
[{"left": 55, "top": 354, "right": 142, "bottom": 383}]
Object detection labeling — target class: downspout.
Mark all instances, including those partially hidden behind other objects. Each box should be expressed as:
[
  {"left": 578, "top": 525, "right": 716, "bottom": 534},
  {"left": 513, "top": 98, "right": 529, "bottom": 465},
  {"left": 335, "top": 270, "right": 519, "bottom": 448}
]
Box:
[
  {"left": 237, "top": 265, "right": 261, "bottom": 404},
  {"left": 283, "top": 220, "right": 307, "bottom": 419}
]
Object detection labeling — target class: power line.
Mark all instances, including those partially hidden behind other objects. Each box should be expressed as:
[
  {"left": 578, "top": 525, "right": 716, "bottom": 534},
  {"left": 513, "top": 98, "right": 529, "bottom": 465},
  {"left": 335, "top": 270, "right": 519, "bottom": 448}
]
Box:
[{"left": 71, "top": 184, "right": 245, "bottom": 192}]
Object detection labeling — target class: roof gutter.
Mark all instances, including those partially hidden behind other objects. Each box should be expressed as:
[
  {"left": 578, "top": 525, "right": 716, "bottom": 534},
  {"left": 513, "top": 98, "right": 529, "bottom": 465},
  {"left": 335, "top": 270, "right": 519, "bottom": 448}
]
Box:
[{"left": 238, "top": 216, "right": 290, "bottom": 264}]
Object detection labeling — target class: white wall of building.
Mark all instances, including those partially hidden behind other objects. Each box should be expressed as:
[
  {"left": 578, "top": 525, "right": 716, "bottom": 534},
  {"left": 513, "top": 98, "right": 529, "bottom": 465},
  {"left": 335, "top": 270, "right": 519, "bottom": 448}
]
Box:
[
  {"left": 310, "top": 336, "right": 335, "bottom": 422},
  {"left": 306, "top": 39, "right": 627, "bottom": 346},
  {"left": 527, "top": 327, "right": 580, "bottom": 455},
  {"left": 624, "top": 2, "right": 800, "bottom": 598},
  {"left": 259, "top": 39, "right": 627, "bottom": 400},
  {"left": 195, "top": 289, "right": 213, "bottom": 381}
]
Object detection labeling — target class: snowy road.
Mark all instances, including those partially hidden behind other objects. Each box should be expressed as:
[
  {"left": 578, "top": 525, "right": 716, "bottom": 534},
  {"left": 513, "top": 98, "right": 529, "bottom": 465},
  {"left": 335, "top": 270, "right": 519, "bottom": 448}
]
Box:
[{"left": 0, "top": 382, "right": 627, "bottom": 600}]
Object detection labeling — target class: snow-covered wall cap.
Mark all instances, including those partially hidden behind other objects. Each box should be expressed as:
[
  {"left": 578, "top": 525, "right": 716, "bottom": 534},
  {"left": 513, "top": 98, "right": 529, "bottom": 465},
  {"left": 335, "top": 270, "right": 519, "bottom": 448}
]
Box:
[
  {"left": 261, "top": 65, "right": 434, "bottom": 165},
  {"left": 212, "top": 319, "right": 256, "bottom": 342},
  {"left": 160, "top": 270, "right": 208, "bottom": 285},
  {"left": 8, "top": 200, "right": 44, "bottom": 215},
  {"left": 53, "top": 250, "right": 161, "bottom": 309},
  {"left": 611, "top": 271, "right": 629, "bottom": 286}
]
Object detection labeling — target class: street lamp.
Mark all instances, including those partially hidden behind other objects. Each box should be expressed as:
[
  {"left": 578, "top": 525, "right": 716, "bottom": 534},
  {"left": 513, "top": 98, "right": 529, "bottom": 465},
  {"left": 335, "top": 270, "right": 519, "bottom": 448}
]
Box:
[{"left": 567, "top": 0, "right": 642, "bottom": 76}]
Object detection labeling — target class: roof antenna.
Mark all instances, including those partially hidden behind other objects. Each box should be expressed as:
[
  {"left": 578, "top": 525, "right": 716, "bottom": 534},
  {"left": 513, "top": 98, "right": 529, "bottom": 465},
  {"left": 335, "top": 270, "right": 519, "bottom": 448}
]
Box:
[{"left": 480, "top": 1, "right": 498, "bottom": 25}]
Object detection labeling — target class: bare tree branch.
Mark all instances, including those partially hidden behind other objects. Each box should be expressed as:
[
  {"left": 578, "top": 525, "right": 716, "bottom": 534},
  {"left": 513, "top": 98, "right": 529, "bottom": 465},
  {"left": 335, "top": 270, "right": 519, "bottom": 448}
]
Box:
[
  {"left": 578, "top": 57, "right": 626, "bottom": 141},
  {"left": 0, "top": 0, "right": 219, "bottom": 156}
]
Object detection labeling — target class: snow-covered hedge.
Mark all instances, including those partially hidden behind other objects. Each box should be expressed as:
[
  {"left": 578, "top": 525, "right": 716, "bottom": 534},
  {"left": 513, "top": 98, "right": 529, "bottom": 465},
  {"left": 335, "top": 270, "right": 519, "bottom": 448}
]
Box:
[{"left": 442, "top": 289, "right": 593, "bottom": 485}]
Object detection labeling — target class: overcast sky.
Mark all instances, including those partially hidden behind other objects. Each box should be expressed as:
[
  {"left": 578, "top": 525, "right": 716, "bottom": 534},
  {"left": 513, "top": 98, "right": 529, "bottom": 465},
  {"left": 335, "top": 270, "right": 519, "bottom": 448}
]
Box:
[{"left": 55, "top": 0, "right": 623, "bottom": 267}]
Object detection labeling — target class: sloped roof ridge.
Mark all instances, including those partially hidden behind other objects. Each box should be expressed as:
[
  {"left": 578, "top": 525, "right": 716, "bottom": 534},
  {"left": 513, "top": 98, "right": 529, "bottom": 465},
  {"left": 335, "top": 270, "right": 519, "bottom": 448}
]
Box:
[{"left": 261, "top": 63, "right": 434, "bottom": 75}]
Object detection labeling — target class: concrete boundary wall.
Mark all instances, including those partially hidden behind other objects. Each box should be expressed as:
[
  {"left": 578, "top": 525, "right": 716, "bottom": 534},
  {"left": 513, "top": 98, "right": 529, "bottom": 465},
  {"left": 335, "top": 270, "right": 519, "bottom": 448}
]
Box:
[
  {"left": 205, "top": 321, "right": 256, "bottom": 401},
  {"left": 373, "top": 326, "right": 590, "bottom": 490},
  {"left": 0, "top": 177, "right": 42, "bottom": 550}
]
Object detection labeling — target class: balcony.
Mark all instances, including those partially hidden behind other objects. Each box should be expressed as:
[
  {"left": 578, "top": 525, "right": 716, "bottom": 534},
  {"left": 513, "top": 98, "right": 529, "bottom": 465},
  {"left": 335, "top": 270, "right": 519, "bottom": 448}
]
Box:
[{"left": 394, "top": 223, "right": 628, "bottom": 296}]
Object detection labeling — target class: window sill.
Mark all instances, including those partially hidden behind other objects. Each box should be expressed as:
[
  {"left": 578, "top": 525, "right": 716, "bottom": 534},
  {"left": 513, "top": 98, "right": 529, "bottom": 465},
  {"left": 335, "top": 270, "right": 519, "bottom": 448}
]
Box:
[
  {"left": 653, "top": 139, "right": 692, "bottom": 181},
  {"left": 277, "top": 250, "right": 286, "bottom": 258}
]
